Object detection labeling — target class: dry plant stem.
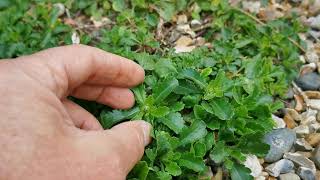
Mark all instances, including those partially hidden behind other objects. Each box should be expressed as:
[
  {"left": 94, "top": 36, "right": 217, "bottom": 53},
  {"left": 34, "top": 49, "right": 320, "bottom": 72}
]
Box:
[
  {"left": 292, "top": 81, "right": 310, "bottom": 107},
  {"left": 233, "top": 7, "right": 306, "bottom": 53}
]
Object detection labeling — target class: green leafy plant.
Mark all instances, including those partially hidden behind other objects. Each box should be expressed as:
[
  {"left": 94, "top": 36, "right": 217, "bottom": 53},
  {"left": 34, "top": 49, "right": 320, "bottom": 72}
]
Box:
[{"left": 1, "top": 0, "right": 304, "bottom": 179}]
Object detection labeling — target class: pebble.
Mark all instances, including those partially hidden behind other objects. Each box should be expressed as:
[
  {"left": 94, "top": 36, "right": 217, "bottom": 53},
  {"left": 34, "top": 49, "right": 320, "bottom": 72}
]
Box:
[
  {"left": 294, "top": 138, "right": 313, "bottom": 151},
  {"left": 317, "top": 171, "right": 320, "bottom": 179},
  {"left": 284, "top": 113, "right": 298, "bottom": 128},
  {"left": 286, "top": 109, "right": 302, "bottom": 122},
  {"left": 297, "top": 167, "right": 316, "bottom": 180},
  {"left": 312, "top": 146, "right": 320, "bottom": 169},
  {"left": 305, "top": 91, "right": 320, "bottom": 99},
  {"left": 300, "top": 110, "right": 318, "bottom": 125},
  {"left": 295, "top": 72, "right": 320, "bottom": 91},
  {"left": 294, "top": 125, "right": 310, "bottom": 137},
  {"left": 317, "top": 112, "right": 320, "bottom": 122},
  {"left": 309, "top": 0, "right": 320, "bottom": 15},
  {"left": 243, "top": 154, "right": 262, "bottom": 177},
  {"left": 175, "top": 36, "right": 193, "bottom": 46},
  {"left": 308, "top": 15, "right": 320, "bottom": 30},
  {"left": 309, "top": 99, "right": 320, "bottom": 111},
  {"left": 190, "top": 19, "right": 202, "bottom": 29},
  {"left": 177, "top": 14, "right": 188, "bottom": 25},
  {"left": 296, "top": 151, "right": 312, "bottom": 158},
  {"left": 242, "top": 1, "right": 261, "bottom": 14},
  {"left": 294, "top": 95, "right": 305, "bottom": 112},
  {"left": 306, "top": 51, "right": 319, "bottom": 63},
  {"left": 264, "top": 128, "right": 296, "bottom": 163},
  {"left": 279, "top": 173, "right": 301, "bottom": 180},
  {"left": 300, "top": 63, "right": 317, "bottom": 76},
  {"left": 176, "top": 24, "right": 196, "bottom": 37},
  {"left": 272, "top": 115, "right": 286, "bottom": 129},
  {"left": 308, "top": 30, "right": 320, "bottom": 39},
  {"left": 309, "top": 123, "right": 320, "bottom": 133},
  {"left": 265, "top": 159, "right": 295, "bottom": 177},
  {"left": 283, "top": 152, "right": 316, "bottom": 174},
  {"left": 306, "top": 133, "right": 320, "bottom": 147}
]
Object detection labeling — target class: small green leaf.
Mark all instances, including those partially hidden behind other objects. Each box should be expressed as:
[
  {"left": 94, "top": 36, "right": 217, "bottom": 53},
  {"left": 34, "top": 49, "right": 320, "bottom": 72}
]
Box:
[
  {"left": 200, "top": 67, "right": 213, "bottom": 78},
  {"left": 151, "top": 106, "right": 170, "bottom": 118},
  {"left": 209, "top": 141, "right": 230, "bottom": 164},
  {"left": 174, "top": 80, "right": 201, "bottom": 95},
  {"left": 209, "top": 98, "right": 234, "bottom": 120},
  {"left": 178, "top": 68, "right": 207, "bottom": 89},
  {"left": 194, "top": 142, "right": 207, "bottom": 157},
  {"left": 129, "top": 161, "right": 149, "bottom": 180},
  {"left": 170, "top": 102, "right": 185, "bottom": 112},
  {"left": 178, "top": 152, "right": 206, "bottom": 172},
  {"left": 153, "top": 78, "right": 179, "bottom": 103},
  {"left": 154, "top": 59, "right": 177, "bottom": 78},
  {"left": 179, "top": 120, "right": 207, "bottom": 146},
  {"left": 230, "top": 163, "right": 253, "bottom": 180},
  {"left": 112, "top": 0, "right": 126, "bottom": 12},
  {"left": 100, "top": 107, "right": 140, "bottom": 129},
  {"left": 165, "top": 161, "right": 182, "bottom": 176},
  {"left": 235, "top": 39, "right": 253, "bottom": 48},
  {"left": 204, "top": 70, "right": 227, "bottom": 99},
  {"left": 132, "top": 85, "right": 146, "bottom": 105},
  {"left": 160, "top": 112, "right": 185, "bottom": 134}
]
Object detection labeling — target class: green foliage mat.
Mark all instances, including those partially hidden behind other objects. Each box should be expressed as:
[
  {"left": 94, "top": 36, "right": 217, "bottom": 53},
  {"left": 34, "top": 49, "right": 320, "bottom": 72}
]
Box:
[{"left": 0, "top": 0, "right": 305, "bottom": 179}]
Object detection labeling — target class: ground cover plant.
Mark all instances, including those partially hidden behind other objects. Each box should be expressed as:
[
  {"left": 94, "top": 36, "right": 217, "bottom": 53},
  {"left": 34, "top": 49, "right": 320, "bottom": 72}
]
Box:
[{"left": 0, "top": 0, "right": 306, "bottom": 179}]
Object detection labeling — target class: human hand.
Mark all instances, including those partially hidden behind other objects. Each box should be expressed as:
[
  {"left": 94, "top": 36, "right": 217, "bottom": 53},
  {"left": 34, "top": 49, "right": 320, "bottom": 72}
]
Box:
[{"left": 0, "top": 45, "right": 151, "bottom": 180}]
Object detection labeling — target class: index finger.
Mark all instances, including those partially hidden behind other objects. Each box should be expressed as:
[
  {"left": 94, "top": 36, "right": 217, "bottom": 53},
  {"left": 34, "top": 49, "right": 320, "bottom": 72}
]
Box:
[{"left": 17, "top": 45, "right": 144, "bottom": 98}]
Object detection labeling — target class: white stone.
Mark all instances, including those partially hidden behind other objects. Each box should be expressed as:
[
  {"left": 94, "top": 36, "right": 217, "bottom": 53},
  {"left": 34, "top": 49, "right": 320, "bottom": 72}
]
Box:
[
  {"left": 174, "top": 46, "right": 196, "bottom": 53},
  {"left": 242, "top": 1, "right": 261, "bottom": 14},
  {"left": 244, "top": 155, "right": 263, "bottom": 177},
  {"left": 272, "top": 115, "right": 286, "bottom": 129},
  {"left": 294, "top": 125, "right": 310, "bottom": 137},
  {"left": 310, "top": 99, "right": 320, "bottom": 111},
  {"left": 306, "top": 50, "right": 319, "bottom": 63},
  {"left": 176, "top": 24, "right": 196, "bottom": 37},
  {"left": 190, "top": 19, "right": 201, "bottom": 28},
  {"left": 177, "top": 14, "right": 188, "bottom": 25},
  {"left": 308, "top": 15, "right": 320, "bottom": 29}
]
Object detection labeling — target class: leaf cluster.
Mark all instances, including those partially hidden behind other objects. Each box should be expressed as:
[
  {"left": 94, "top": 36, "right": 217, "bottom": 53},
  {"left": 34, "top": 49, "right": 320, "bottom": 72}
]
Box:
[{"left": 0, "top": 1, "right": 304, "bottom": 179}]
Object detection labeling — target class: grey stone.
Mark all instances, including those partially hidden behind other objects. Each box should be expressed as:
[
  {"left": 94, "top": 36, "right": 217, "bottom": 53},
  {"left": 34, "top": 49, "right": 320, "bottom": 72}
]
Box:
[
  {"left": 283, "top": 152, "right": 316, "bottom": 174},
  {"left": 264, "top": 128, "right": 296, "bottom": 163},
  {"left": 308, "top": 15, "right": 320, "bottom": 30},
  {"left": 306, "top": 50, "right": 319, "bottom": 63},
  {"left": 295, "top": 72, "right": 320, "bottom": 91},
  {"left": 265, "top": 159, "right": 295, "bottom": 177},
  {"left": 297, "top": 167, "right": 316, "bottom": 180},
  {"left": 279, "top": 173, "right": 301, "bottom": 180},
  {"left": 294, "top": 138, "right": 314, "bottom": 151},
  {"left": 312, "top": 146, "right": 320, "bottom": 169},
  {"left": 294, "top": 125, "right": 310, "bottom": 137}
]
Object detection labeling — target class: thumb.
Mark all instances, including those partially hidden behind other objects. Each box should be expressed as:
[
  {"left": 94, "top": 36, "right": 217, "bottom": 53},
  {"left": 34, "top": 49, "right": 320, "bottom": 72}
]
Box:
[{"left": 78, "top": 120, "right": 152, "bottom": 177}]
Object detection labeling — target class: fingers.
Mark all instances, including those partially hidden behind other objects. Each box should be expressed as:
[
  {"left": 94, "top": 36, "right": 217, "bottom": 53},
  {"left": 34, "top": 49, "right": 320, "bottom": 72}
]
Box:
[
  {"left": 62, "top": 99, "right": 103, "bottom": 130},
  {"left": 106, "top": 121, "right": 152, "bottom": 173},
  {"left": 71, "top": 85, "right": 135, "bottom": 109},
  {"left": 17, "top": 44, "right": 144, "bottom": 98},
  {"left": 79, "top": 121, "right": 152, "bottom": 175}
]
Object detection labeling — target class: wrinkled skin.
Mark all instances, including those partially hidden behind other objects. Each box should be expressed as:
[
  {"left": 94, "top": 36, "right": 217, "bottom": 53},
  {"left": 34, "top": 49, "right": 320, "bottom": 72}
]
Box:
[{"left": 0, "top": 45, "right": 151, "bottom": 180}]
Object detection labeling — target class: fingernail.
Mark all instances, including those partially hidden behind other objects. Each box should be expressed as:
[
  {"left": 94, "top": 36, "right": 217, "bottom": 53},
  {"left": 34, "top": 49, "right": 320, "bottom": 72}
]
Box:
[{"left": 139, "top": 121, "right": 152, "bottom": 146}]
